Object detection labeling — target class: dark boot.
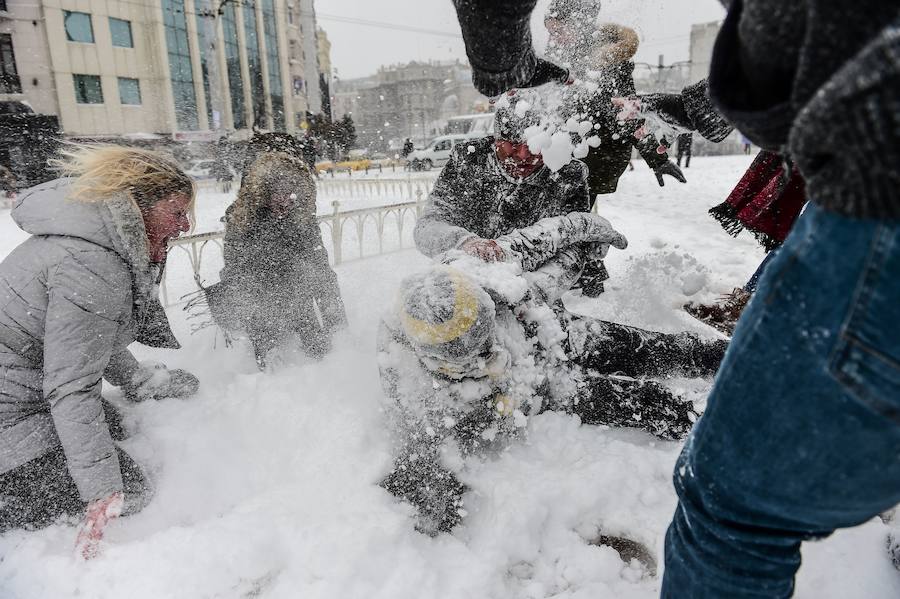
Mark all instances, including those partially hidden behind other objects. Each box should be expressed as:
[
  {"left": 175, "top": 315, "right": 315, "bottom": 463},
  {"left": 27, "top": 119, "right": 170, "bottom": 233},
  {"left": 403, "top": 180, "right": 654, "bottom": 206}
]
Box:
[
  {"left": 381, "top": 455, "right": 468, "bottom": 536},
  {"left": 684, "top": 288, "right": 751, "bottom": 335}
]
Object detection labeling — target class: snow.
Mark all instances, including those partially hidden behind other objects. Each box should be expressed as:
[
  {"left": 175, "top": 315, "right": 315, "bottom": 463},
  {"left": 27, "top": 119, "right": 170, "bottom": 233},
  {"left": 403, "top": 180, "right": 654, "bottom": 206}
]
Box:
[{"left": 1, "top": 155, "right": 898, "bottom": 598}]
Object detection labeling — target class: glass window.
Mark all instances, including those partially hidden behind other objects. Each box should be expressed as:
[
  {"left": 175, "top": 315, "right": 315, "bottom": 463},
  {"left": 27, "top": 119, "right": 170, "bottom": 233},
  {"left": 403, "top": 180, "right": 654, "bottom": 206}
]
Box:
[
  {"left": 118, "top": 77, "right": 141, "bottom": 105},
  {"left": 0, "top": 0, "right": 7, "bottom": 12},
  {"left": 109, "top": 18, "right": 133, "bottom": 48},
  {"left": 161, "top": 0, "right": 198, "bottom": 130},
  {"left": 434, "top": 140, "right": 451, "bottom": 151},
  {"left": 262, "top": 0, "right": 284, "bottom": 130},
  {"left": 64, "top": 11, "right": 94, "bottom": 43},
  {"left": 0, "top": 34, "right": 21, "bottom": 94},
  {"left": 221, "top": 3, "right": 245, "bottom": 129},
  {"left": 243, "top": 3, "right": 265, "bottom": 128},
  {"left": 73, "top": 74, "right": 103, "bottom": 104}
]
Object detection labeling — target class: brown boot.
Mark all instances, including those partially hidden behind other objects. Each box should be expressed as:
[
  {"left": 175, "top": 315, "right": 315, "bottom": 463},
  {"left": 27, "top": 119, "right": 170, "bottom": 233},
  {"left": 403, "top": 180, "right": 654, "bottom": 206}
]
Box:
[{"left": 684, "top": 288, "right": 752, "bottom": 335}]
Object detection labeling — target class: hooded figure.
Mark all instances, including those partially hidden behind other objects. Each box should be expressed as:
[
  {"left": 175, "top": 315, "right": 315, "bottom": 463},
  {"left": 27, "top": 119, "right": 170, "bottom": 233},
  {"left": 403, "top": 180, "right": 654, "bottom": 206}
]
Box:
[
  {"left": 205, "top": 132, "right": 347, "bottom": 368},
  {"left": 380, "top": 213, "right": 727, "bottom": 534},
  {"left": 544, "top": 14, "right": 686, "bottom": 198},
  {"left": 414, "top": 90, "right": 609, "bottom": 296},
  {"left": 0, "top": 146, "right": 199, "bottom": 551}
]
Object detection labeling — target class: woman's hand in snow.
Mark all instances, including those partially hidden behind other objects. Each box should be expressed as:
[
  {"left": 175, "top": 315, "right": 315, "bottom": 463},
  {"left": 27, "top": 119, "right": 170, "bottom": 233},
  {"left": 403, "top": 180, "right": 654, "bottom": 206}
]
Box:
[{"left": 75, "top": 492, "right": 124, "bottom": 560}]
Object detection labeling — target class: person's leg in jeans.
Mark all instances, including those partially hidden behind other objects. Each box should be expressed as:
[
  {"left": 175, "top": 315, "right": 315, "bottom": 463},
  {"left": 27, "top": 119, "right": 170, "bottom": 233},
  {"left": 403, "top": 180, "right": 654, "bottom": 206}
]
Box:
[
  {"left": 743, "top": 248, "right": 779, "bottom": 293},
  {"left": 661, "top": 203, "right": 900, "bottom": 598}
]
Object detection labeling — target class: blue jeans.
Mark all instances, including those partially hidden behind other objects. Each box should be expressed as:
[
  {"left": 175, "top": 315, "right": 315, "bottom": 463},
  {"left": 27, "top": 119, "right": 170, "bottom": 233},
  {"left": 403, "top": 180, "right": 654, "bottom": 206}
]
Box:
[
  {"left": 661, "top": 203, "right": 900, "bottom": 598},
  {"left": 743, "top": 249, "right": 778, "bottom": 293}
]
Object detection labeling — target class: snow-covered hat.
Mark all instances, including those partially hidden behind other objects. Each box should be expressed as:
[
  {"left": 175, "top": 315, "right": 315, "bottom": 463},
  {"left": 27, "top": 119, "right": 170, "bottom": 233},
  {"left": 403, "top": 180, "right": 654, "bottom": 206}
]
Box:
[
  {"left": 398, "top": 267, "right": 496, "bottom": 368},
  {"left": 493, "top": 90, "right": 542, "bottom": 143}
]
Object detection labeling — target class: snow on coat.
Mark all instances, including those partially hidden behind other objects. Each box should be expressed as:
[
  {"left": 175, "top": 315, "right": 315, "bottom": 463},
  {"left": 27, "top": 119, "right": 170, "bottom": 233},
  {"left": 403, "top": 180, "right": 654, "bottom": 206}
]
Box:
[
  {"left": 210, "top": 151, "right": 346, "bottom": 354},
  {"left": 0, "top": 178, "right": 178, "bottom": 501},
  {"left": 414, "top": 137, "right": 591, "bottom": 258}
]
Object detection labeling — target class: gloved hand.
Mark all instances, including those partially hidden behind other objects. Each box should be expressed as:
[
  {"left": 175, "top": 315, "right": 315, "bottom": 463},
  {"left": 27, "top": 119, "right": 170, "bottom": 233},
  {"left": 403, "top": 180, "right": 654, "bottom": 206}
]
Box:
[
  {"left": 613, "top": 94, "right": 691, "bottom": 130},
  {"left": 653, "top": 161, "right": 687, "bottom": 187},
  {"left": 520, "top": 58, "right": 572, "bottom": 90},
  {"left": 74, "top": 492, "right": 124, "bottom": 560},
  {"left": 124, "top": 361, "right": 200, "bottom": 402},
  {"left": 459, "top": 237, "right": 506, "bottom": 262}
]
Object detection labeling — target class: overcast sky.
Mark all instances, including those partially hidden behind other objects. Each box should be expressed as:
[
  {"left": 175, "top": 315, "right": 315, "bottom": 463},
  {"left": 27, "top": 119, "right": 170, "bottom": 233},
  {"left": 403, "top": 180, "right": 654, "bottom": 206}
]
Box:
[{"left": 316, "top": 0, "right": 726, "bottom": 80}]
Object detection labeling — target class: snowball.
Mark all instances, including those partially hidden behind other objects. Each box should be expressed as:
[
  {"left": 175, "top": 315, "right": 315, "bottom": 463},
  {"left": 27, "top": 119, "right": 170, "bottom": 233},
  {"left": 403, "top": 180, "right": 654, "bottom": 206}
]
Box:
[
  {"left": 573, "top": 141, "right": 590, "bottom": 159},
  {"left": 514, "top": 100, "right": 532, "bottom": 118},
  {"left": 577, "top": 120, "right": 593, "bottom": 137},
  {"left": 586, "top": 136, "right": 601, "bottom": 148},
  {"left": 540, "top": 131, "right": 575, "bottom": 172},
  {"left": 681, "top": 272, "right": 708, "bottom": 296},
  {"left": 467, "top": 145, "right": 475, "bottom": 154}
]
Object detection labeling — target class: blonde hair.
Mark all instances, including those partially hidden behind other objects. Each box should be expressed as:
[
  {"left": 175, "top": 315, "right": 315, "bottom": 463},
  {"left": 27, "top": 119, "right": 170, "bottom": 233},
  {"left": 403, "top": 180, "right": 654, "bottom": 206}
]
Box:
[{"left": 50, "top": 144, "right": 195, "bottom": 211}]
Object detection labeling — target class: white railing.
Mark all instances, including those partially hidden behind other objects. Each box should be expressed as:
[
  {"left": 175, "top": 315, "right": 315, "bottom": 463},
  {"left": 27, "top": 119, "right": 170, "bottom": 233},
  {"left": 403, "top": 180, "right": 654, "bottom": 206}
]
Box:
[{"left": 161, "top": 193, "right": 426, "bottom": 306}]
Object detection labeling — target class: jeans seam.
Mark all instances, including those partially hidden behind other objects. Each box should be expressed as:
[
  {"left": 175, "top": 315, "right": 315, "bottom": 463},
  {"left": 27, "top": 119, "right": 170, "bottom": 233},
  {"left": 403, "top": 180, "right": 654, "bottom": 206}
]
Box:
[{"left": 827, "top": 223, "right": 900, "bottom": 423}]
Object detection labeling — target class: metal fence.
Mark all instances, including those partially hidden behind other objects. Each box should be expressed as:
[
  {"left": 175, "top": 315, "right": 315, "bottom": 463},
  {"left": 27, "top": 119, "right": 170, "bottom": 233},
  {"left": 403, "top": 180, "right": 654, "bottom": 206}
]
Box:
[{"left": 161, "top": 192, "right": 426, "bottom": 306}]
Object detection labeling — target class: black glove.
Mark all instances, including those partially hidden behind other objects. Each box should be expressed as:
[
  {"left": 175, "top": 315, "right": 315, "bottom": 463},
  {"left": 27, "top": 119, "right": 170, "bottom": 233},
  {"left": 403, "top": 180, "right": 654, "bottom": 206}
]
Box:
[
  {"left": 520, "top": 58, "right": 571, "bottom": 90},
  {"left": 653, "top": 161, "right": 687, "bottom": 187},
  {"left": 124, "top": 362, "right": 200, "bottom": 402},
  {"left": 640, "top": 93, "right": 693, "bottom": 130}
]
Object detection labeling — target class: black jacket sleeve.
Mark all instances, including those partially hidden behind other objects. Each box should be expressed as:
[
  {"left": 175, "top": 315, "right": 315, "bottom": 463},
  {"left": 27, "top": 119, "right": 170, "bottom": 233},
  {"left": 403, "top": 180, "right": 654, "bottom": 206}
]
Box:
[{"left": 453, "top": 0, "right": 539, "bottom": 96}]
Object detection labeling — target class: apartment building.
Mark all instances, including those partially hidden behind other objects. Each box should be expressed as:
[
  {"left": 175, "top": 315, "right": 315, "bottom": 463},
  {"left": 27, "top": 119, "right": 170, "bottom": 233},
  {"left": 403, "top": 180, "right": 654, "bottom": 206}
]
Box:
[{"left": 0, "top": 0, "right": 327, "bottom": 138}]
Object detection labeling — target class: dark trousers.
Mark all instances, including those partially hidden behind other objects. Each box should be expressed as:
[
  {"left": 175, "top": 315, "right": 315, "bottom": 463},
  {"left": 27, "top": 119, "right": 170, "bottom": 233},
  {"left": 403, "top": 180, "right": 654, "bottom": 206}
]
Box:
[
  {"left": 677, "top": 148, "right": 691, "bottom": 168},
  {"left": 662, "top": 203, "right": 900, "bottom": 597},
  {"left": 569, "top": 318, "right": 726, "bottom": 440},
  {"left": 0, "top": 446, "right": 148, "bottom": 532}
]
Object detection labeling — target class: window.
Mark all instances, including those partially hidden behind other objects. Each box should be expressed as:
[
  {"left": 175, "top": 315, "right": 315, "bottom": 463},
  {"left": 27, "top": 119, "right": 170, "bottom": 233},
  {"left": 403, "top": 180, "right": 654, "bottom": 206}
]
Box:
[
  {"left": 73, "top": 74, "right": 103, "bottom": 103},
  {"left": 221, "top": 3, "right": 245, "bottom": 129},
  {"left": 162, "top": 0, "right": 198, "bottom": 130},
  {"left": 118, "top": 77, "right": 141, "bottom": 104},
  {"left": 0, "top": 0, "right": 7, "bottom": 12},
  {"left": 64, "top": 11, "right": 94, "bottom": 43},
  {"left": 287, "top": 7, "right": 293, "bottom": 24},
  {"left": 0, "top": 34, "right": 21, "bottom": 94},
  {"left": 109, "top": 18, "right": 133, "bottom": 48},
  {"left": 243, "top": 2, "right": 265, "bottom": 128},
  {"left": 262, "top": 0, "right": 284, "bottom": 130},
  {"left": 434, "top": 140, "right": 451, "bottom": 151}
]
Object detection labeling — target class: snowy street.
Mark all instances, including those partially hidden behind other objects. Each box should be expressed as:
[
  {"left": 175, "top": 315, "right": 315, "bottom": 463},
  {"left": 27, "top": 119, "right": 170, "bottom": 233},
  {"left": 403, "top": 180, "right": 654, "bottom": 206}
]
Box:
[{"left": 1, "top": 156, "right": 898, "bottom": 598}]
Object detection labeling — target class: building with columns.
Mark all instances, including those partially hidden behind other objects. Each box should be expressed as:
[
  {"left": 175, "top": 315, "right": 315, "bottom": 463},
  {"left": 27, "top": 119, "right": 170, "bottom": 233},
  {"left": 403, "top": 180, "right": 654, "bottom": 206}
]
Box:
[{"left": 0, "top": 0, "right": 328, "bottom": 138}]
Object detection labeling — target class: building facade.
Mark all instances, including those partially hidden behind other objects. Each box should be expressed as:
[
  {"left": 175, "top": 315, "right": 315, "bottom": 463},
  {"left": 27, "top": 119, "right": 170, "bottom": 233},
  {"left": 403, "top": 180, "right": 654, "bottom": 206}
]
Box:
[
  {"left": 332, "top": 60, "right": 486, "bottom": 150},
  {"left": 0, "top": 0, "right": 328, "bottom": 138}
]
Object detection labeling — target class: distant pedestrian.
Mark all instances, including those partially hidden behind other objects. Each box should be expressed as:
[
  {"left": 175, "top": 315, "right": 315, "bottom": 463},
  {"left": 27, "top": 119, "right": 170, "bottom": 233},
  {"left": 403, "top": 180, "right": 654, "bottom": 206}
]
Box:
[{"left": 675, "top": 133, "right": 693, "bottom": 168}]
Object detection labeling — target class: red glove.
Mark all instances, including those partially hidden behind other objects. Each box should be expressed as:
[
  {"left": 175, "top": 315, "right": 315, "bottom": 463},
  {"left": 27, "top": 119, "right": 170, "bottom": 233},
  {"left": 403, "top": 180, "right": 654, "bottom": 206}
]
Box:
[
  {"left": 75, "top": 492, "right": 124, "bottom": 560},
  {"left": 460, "top": 237, "right": 506, "bottom": 262}
]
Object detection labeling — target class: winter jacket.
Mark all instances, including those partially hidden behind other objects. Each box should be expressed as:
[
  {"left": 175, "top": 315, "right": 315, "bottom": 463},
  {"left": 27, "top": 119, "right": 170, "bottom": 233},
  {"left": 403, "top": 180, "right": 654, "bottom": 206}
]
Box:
[
  {"left": 566, "top": 61, "right": 670, "bottom": 198},
  {"left": 708, "top": 0, "right": 900, "bottom": 219},
  {"left": 454, "top": 0, "right": 900, "bottom": 219},
  {"left": 212, "top": 152, "right": 346, "bottom": 349},
  {"left": 0, "top": 178, "right": 178, "bottom": 502},
  {"left": 414, "top": 137, "right": 591, "bottom": 257}
]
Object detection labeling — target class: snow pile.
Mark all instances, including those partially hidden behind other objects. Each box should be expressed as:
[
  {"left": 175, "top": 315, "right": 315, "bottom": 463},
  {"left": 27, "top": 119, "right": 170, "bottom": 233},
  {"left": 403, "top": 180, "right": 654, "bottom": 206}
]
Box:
[{"left": 1, "top": 156, "right": 898, "bottom": 598}]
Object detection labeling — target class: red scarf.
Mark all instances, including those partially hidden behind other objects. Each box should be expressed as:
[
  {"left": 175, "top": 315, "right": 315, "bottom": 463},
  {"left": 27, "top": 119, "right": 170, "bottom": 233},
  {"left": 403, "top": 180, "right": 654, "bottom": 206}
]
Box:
[{"left": 709, "top": 150, "right": 807, "bottom": 251}]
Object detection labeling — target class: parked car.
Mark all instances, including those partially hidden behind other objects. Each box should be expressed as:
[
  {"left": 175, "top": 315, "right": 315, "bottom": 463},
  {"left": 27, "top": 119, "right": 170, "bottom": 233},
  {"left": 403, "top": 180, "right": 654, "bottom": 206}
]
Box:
[{"left": 407, "top": 134, "right": 474, "bottom": 170}]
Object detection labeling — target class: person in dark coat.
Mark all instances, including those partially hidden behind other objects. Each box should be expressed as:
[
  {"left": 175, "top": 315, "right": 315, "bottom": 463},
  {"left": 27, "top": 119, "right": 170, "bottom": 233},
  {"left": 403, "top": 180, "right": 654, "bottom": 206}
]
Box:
[
  {"left": 414, "top": 91, "right": 609, "bottom": 296},
  {"left": 451, "top": 0, "right": 900, "bottom": 594},
  {"left": 0, "top": 146, "right": 199, "bottom": 556},
  {"left": 206, "top": 133, "right": 346, "bottom": 369},
  {"left": 381, "top": 214, "right": 727, "bottom": 534},
  {"left": 544, "top": 15, "right": 686, "bottom": 198},
  {"left": 675, "top": 133, "right": 692, "bottom": 168}
]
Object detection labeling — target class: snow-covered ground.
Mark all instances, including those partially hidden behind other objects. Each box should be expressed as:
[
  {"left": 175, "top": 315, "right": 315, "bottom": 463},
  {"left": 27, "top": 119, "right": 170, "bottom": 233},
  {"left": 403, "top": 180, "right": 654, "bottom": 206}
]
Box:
[{"left": 1, "top": 156, "right": 897, "bottom": 598}]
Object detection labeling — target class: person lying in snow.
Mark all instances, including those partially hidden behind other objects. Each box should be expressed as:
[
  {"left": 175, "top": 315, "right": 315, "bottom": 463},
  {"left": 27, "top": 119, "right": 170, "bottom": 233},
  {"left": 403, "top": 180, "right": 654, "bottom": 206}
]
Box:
[
  {"left": 0, "top": 146, "right": 199, "bottom": 556},
  {"left": 415, "top": 90, "right": 608, "bottom": 298},
  {"left": 203, "top": 132, "right": 347, "bottom": 369},
  {"left": 379, "top": 212, "right": 727, "bottom": 534}
]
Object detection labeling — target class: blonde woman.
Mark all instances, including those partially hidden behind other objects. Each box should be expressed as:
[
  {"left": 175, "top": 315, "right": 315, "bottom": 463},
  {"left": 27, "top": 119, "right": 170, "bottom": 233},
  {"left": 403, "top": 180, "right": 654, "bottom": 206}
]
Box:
[{"left": 0, "top": 145, "right": 199, "bottom": 556}]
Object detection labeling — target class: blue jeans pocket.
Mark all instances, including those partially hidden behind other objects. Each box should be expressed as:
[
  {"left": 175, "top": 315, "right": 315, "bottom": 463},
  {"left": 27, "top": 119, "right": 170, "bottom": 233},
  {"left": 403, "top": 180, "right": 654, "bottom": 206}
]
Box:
[{"left": 829, "top": 222, "right": 900, "bottom": 424}]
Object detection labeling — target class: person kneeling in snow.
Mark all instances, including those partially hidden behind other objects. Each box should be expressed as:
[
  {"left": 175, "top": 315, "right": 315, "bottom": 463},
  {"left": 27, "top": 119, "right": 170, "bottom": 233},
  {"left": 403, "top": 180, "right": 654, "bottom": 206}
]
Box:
[
  {"left": 202, "top": 132, "right": 347, "bottom": 369},
  {"left": 415, "top": 89, "right": 611, "bottom": 298},
  {"left": 0, "top": 146, "right": 199, "bottom": 555},
  {"left": 379, "top": 213, "right": 727, "bottom": 534}
]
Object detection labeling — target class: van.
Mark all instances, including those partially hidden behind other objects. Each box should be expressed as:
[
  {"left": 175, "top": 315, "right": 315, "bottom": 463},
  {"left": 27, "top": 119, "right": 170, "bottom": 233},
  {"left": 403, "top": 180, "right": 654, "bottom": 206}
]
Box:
[{"left": 408, "top": 134, "right": 476, "bottom": 170}]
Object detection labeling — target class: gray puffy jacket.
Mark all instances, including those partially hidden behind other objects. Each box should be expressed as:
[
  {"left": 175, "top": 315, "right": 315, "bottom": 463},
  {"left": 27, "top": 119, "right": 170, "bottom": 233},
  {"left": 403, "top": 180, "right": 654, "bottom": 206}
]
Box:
[{"left": 0, "top": 178, "right": 178, "bottom": 502}]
